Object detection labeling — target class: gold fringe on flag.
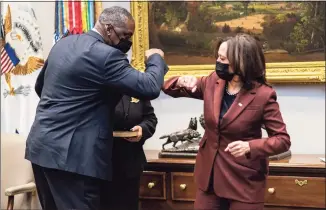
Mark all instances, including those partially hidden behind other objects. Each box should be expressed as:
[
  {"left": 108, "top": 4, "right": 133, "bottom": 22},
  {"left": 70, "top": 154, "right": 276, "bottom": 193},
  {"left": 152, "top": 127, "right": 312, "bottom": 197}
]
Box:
[
  {"left": 81, "top": 1, "right": 87, "bottom": 32},
  {"left": 64, "top": 1, "right": 69, "bottom": 31},
  {"left": 94, "top": 1, "right": 102, "bottom": 23}
]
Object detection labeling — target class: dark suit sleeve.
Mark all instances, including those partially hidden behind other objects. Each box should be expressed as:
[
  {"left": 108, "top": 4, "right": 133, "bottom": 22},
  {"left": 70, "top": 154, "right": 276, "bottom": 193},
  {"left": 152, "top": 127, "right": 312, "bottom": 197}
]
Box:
[
  {"left": 103, "top": 49, "right": 169, "bottom": 100},
  {"left": 35, "top": 59, "right": 48, "bottom": 98},
  {"left": 248, "top": 90, "right": 291, "bottom": 159},
  {"left": 138, "top": 100, "right": 157, "bottom": 146},
  {"left": 162, "top": 71, "right": 215, "bottom": 100}
]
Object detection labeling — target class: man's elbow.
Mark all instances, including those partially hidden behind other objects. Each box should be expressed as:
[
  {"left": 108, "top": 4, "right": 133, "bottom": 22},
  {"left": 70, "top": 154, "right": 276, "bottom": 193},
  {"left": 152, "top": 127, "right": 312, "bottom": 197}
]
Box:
[
  {"left": 136, "top": 87, "right": 160, "bottom": 100},
  {"left": 146, "top": 88, "right": 161, "bottom": 100}
]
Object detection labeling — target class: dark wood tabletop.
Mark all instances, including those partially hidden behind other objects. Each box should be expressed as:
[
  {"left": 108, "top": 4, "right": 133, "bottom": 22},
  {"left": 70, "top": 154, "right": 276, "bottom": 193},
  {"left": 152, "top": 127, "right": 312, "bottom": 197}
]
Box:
[
  {"left": 144, "top": 150, "right": 326, "bottom": 176},
  {"left": 145, "top": 150, "right": 325, "bottom": 168}
]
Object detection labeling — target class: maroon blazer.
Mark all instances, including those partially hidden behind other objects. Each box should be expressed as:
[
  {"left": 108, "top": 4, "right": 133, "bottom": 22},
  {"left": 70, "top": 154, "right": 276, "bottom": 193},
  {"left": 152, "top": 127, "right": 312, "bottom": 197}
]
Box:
[{"left": 162, "top": 72, "right": 291, "bottom": 203}]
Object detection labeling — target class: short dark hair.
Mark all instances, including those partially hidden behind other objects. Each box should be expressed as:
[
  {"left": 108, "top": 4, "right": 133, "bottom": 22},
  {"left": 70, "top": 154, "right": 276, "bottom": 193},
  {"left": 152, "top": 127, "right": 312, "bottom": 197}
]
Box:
[
  {"left": 215, "top": 34, "right": 269, "bottom": 89},
  {"left": 99, "top": 6, "right": 134, "bottom": 28}
]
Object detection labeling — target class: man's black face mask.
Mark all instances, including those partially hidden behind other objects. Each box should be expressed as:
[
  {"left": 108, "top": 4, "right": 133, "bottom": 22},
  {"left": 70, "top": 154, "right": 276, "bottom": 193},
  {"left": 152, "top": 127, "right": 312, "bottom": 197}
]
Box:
[
  {"left": 109, "top": 27, "right": 132, "bottom": 53},
  {"left": 113, "top": 38, "right": 132, "bottom": 54}
]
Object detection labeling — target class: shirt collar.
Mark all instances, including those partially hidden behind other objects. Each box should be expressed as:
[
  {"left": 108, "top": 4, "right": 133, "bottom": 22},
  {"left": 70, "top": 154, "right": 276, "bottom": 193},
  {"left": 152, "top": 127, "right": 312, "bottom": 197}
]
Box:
[{"left": 92, "top": 28, "right": 103, "bottom": 37}]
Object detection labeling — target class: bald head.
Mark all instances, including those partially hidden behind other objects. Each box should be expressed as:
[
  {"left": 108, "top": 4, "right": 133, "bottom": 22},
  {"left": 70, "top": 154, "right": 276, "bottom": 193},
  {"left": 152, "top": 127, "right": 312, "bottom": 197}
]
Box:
[{"left": 98, "top": 6, "right": 134, "bottom": 29}]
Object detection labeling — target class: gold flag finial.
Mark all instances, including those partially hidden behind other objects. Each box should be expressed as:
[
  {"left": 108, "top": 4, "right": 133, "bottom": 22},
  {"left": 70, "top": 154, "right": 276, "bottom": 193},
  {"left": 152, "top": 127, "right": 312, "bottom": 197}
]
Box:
[
  {"left": 94, "top": 1, "right": 103, "bottom": 23},
  {"left": 4, "top": 4, "right": 12, "bottom": 36}
]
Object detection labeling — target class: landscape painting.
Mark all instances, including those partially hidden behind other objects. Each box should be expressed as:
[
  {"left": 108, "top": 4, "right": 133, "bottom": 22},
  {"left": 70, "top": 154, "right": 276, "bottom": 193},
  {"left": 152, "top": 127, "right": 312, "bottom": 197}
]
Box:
[{"left": 148, "top": 1, "right": 325, "bottom": 65}]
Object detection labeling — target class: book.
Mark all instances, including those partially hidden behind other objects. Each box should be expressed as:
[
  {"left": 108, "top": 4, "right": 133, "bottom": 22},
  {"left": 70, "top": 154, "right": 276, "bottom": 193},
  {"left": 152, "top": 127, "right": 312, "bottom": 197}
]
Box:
[{"left": 113, "top": 131, "right": 138, "bottom": 138}]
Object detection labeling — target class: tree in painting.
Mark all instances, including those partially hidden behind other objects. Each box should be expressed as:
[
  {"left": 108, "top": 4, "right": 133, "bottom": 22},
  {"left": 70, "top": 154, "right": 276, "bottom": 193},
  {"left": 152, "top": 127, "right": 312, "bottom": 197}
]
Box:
[
  {"left": 149, "top": 1, "right": 325, "bottom": 65},
  {"left": 290, "top": 2, "right": 324, "bottom": 52}
]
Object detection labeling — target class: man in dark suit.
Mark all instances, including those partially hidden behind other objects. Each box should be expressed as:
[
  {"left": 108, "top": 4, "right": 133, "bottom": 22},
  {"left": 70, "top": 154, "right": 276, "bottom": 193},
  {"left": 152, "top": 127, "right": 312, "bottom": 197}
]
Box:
[{"left": 25, "top": 6, "right": 168, "bottom": 210}]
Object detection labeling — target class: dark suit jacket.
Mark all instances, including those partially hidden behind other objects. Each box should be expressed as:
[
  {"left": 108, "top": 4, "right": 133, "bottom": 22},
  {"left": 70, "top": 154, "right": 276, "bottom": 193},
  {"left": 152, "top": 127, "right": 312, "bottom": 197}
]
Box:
[
  {"left": 25, "top": 30, "right": 168, "bottom": 181},
  {"left": 162, "top": 72, "right": 291, "bottom": 203},
  {"left": 112, "top": 95, "right": 157, "bottom": 179}
]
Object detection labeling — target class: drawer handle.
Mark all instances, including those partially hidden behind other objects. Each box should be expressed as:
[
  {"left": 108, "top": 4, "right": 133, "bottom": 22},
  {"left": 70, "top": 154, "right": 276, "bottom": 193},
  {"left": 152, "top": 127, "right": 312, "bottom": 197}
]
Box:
[
  {"left": 295, "top": 179, "right": 308, "bottom": 187},
  {"left": 147, "top": 182, "right": 155, "bottom": 189},
  {"left": 180, "top": 184, "right": 187, "bottom": 191},
  {"left": 268, "top": 188, "right": 275, "bottom": 194}
]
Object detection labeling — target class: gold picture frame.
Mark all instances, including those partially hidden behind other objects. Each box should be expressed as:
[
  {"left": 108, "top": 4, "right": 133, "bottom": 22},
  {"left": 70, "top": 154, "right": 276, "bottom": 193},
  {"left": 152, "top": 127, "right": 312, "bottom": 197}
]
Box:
[{"left": 130, "top": 1, "right": 325, "bottom": 84}]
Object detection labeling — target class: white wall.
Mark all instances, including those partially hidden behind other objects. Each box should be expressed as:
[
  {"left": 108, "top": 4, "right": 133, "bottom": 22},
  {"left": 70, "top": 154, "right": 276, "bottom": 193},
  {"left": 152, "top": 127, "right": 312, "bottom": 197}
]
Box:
[{"left": 22, "top": 2, "right": 326, "bottom": 154}]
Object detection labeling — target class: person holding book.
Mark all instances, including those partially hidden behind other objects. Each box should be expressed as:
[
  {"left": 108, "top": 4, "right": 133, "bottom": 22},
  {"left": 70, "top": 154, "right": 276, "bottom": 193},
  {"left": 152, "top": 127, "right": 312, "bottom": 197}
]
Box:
[{"left": 101, "top": 95, "right": 157, "bottom": 210}]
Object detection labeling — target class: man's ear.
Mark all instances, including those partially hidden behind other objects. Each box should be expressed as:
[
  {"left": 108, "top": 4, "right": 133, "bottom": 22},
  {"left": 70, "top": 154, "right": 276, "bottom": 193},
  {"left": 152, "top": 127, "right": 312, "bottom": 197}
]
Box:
[{"left": 106, "top": 24, "right": 113, "bottom": 35}]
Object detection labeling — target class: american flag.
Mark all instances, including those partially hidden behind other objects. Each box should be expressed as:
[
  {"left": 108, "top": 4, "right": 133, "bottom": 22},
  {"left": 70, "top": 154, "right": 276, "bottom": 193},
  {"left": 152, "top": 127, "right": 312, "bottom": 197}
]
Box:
[{"left": 1, "top": 43, "right": 20, "bottom": 74}]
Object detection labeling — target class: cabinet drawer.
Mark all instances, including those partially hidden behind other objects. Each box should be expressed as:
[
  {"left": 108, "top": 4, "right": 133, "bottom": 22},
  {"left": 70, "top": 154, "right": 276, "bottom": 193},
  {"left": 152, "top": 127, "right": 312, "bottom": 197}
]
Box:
[
  {"left": 139, "top": 171, "right": 166, "bottom": 200},
  {"left": 171, "top": 172, "right": 196, "bottom": 201},
  {"left": 265, "top": 176, "right": 326, "bottom": 208}
]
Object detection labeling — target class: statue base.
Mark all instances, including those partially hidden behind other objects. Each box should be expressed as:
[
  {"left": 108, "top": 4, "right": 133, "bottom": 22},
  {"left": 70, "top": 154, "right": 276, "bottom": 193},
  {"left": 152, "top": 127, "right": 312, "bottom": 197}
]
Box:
[
  {"left": 159, "top": 151, "right": 197, "bottom": 159},
  {"left": 159, "top": 138, "right": 200, "bottom": 159},
  {"left": 159, "top": 138, "right": 292, "bottom": 160},
  {"left": 269, "top": 150, "right": 292, "bottom": 160}
]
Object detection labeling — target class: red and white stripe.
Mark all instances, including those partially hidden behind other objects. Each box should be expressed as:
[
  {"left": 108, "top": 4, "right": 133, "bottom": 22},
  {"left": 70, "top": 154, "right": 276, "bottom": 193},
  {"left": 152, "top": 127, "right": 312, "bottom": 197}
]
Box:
[{"left": 1, "top": 47, "right": 15, "bottom": 74}]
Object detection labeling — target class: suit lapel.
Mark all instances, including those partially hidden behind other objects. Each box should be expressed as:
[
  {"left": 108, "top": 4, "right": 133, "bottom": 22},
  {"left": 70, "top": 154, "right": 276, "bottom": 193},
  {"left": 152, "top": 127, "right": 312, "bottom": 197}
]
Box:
[
  {"left": 220, "top": 86, "right": 257, "bottom": 129},
  {"left": 213, "top": 79, "right": 226, "bottom": 125}
]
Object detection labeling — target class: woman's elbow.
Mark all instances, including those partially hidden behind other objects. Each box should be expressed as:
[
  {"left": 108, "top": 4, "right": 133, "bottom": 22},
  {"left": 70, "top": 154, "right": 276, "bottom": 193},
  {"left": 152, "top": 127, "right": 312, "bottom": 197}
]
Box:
[
  {"left": 280, "top": 133, "right": 291, "bottom": 152},
  {"left": 285, "top": 135, "right": 291, "bottom": 150}
]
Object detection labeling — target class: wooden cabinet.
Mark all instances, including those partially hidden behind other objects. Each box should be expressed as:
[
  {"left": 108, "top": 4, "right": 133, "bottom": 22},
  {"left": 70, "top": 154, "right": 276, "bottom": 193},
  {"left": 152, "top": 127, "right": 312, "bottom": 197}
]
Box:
[
  {"left": 139, "top": 150, "right": 326, "bottom": 210},
  {"left": 265, "top": 176, "right": 326, "bottom": 208},
  {"left": 139, "top": 171, "right": 166, "bottom": 200},
  {"left": 171, "top": 172, "right": 196, "bottom": 201}
]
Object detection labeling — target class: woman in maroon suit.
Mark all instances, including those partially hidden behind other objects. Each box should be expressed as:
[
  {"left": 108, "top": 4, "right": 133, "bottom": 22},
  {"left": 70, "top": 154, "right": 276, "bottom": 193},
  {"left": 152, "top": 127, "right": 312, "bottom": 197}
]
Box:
[{"left": 162, "top": 34, "right": 291, "bottom": 210}]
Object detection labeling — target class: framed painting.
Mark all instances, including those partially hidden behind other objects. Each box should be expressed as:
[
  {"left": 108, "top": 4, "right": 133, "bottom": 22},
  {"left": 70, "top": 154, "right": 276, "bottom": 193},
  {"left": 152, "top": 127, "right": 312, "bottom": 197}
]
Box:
[{"left": 131, "top": 1, "right": 325, "bottom": 83}]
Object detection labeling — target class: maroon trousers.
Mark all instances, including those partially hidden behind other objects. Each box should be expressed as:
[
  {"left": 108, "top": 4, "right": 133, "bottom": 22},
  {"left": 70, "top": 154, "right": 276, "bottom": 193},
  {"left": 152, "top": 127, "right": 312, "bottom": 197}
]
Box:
[
  {"left": 194, "top": 188, "right": 264, "bottom": 210},
  {"left": 194, "top": 154, "right": 264, "bottom": 210}
]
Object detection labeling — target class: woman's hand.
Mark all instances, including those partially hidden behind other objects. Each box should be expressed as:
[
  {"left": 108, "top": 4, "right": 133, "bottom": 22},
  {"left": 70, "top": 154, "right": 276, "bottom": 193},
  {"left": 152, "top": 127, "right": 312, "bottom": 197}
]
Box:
[
  {"left": 176, "top": 76, "right": 198, "bottom": 93},
  {"left": 225, "top": 141, "right": 250, "bottom": 157},
  {"left": 124, "top": 125, "right": 143, "bottom": 142}
]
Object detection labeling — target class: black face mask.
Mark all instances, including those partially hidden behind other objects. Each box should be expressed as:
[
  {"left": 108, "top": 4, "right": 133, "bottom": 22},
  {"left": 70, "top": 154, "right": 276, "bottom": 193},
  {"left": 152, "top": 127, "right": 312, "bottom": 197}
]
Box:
[
  {"left": 112, "top": 38, "right": 132, "bottom": 53},
  {"left": 215, "top": 61, "right": 235, "bottom": 81},
  {"left": 108, "top": 27, "right": 132, "bottom": 53}
]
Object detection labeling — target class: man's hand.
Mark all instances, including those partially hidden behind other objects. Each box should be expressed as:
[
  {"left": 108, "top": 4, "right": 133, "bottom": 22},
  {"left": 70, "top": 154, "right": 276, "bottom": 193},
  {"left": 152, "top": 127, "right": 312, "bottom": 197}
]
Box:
[
  {"left": 225, "top": 141, "right": 250, "bottom": 157},
  {"left": 124, "top": 125, "right": 143, "bottom": 143},
  {"left": 145, "top": 48, "right": 164, "bottom": 60},
  {"left": 176, "top": 76, "right": 198, "bottom": 93}
]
